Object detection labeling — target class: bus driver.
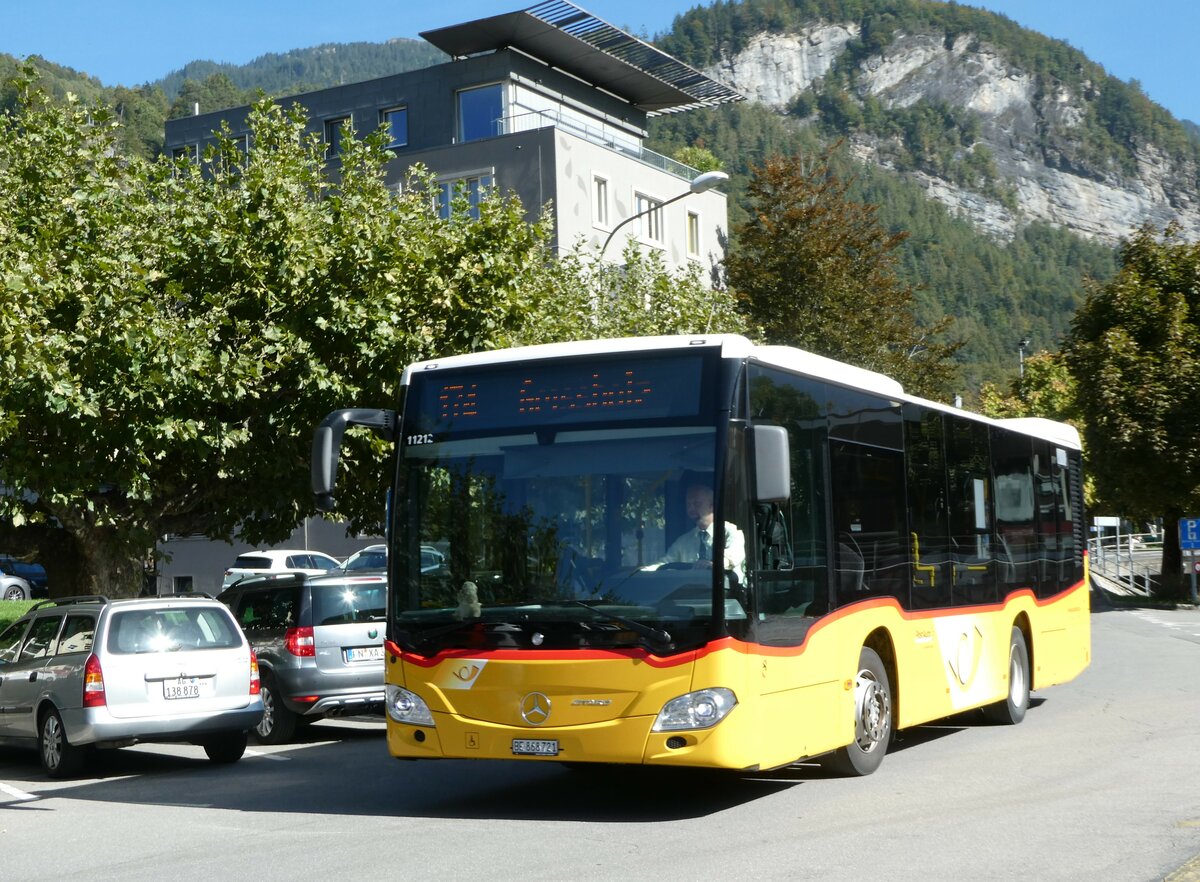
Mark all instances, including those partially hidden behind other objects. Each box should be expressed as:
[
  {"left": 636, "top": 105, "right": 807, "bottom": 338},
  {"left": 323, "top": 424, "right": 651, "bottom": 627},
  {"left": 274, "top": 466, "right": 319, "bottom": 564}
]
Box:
[{"left": 659, "top": 483, "right": 746, "bottom": 580}]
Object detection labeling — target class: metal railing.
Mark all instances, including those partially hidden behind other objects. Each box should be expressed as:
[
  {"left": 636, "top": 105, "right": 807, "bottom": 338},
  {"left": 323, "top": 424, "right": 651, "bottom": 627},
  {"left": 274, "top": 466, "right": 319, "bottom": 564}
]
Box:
[
  {"left": 1089, "top": 533, "right": 1159, "bottom": 596},
  {"left": 499, "top": 110, "right": 699, "bottom": 181}
]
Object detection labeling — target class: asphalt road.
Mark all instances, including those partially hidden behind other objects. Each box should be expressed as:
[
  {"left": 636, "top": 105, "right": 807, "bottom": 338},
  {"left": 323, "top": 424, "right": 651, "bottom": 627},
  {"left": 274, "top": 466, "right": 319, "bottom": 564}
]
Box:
[{"left": 2, "top": 593, "right": 1199, "bottom": 882}]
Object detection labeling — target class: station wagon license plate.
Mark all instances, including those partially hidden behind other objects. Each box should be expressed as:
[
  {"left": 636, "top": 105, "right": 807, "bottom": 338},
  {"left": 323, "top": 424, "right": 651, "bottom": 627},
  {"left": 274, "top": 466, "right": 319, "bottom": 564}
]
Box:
[
  {"left": 344, "top": 646, "right": 385, "bottom": 663},
  {"left": 512, "top": 738, "right": 559, "bottom": 756},
  {"left": 163, "top": 677, "right": 211, "bottom": 700}
]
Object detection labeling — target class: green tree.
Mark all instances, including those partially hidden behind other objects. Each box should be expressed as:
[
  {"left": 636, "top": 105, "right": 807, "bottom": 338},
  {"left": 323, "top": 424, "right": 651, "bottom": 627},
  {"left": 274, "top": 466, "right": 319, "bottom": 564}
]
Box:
[
  {"left": 978, "top": 350, "right": 1079, "bottom": 423},
  {"left": 0, "top": 79, "right": 743, "bottom": 596},
  {"left": 522, "top": 242, "right": 744, "bottom": 343},
  {"left": 726, "top": 145, "right": 960, "bottom": 400},
  {"left": 1065, "top": 222, "right": 1200, "bottom": 599},
  {"left": 672, "top": 145, "right": 724, "bottom": 173},
  {"left": 167, "top": 73, "right": 250, "bottom": 120}
]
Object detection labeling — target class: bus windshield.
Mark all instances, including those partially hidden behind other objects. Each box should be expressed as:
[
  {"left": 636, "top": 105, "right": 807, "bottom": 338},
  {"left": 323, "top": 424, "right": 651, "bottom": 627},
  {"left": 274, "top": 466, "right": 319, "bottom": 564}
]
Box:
[{"left": 393, "top": 424, "right": 749, "bottom": 654}]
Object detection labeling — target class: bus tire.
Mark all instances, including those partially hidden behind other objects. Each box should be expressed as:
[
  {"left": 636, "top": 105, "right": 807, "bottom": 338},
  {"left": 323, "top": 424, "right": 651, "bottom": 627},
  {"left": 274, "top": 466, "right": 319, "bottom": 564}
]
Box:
[
  {"left": 828, "top": 646, "right": 892, "bottom": 777},
  {"left": 983, "top": 626, "right": 1029, "bottom": 725}
]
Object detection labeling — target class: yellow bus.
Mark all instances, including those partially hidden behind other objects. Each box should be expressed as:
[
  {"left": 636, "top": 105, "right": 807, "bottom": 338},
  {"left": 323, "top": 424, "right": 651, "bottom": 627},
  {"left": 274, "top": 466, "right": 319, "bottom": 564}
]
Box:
[{"left": 312, "top": 335, "right": 1089, "bottom": 775}]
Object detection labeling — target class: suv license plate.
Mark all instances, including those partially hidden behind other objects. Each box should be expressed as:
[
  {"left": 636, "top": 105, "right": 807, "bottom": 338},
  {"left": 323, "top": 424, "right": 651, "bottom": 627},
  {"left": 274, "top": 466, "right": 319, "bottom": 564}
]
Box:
[
  {"left": 512, "top": 738, "right": 559, "bottom": 756},
  {"left": 344, "top": 646, "right": 385, "bottom": 663},
  {"left": 163, "top": 678, "right": 210, "bottom": 700}
]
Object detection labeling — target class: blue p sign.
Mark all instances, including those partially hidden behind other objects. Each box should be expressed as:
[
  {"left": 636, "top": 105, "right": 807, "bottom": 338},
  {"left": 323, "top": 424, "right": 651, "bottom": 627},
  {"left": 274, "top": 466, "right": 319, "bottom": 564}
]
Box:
[{"left": 1181, "top": 518, "right": 1200, "bottom": 550}]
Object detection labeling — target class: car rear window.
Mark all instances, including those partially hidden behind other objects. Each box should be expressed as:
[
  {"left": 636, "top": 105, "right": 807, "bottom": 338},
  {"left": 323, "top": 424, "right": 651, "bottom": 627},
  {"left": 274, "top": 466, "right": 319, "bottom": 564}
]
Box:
[
  {"left": 311, "top": 582, "right": 387, "bottom": 626},
  {"left": 346, "top": 550, "right": 387, "bottom": 571},
  {"left": 107, "top": 606, "right": 243, "bottom": 654},
  {"left": 233, "top": 555, "right": 272, "bottom": 569}
]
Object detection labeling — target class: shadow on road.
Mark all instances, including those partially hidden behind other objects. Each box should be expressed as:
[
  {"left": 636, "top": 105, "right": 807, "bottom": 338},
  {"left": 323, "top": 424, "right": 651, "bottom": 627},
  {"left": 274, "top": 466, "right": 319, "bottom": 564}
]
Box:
[
  {"left": 0, "top": 718, "right": 800, "bottom": 822},
  {"left": 0, "top": 697, "right": 1061, "bottom": 823}
]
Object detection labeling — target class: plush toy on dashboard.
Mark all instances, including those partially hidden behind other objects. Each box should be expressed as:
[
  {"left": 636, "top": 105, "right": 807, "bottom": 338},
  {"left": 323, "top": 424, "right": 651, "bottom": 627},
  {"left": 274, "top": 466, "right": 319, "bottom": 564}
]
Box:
[{"left": 455, "top": 581, "right": 481, "bottom": 620}]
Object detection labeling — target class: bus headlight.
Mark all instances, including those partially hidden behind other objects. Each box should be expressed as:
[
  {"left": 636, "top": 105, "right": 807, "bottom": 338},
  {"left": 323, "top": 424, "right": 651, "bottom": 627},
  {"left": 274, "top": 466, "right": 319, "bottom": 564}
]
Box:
[
  {"left": 652, "top": 688, "right": 737, "bottom": 732},
  {"left": 386, "top": 685, "right": 435, "bottom": 726}
]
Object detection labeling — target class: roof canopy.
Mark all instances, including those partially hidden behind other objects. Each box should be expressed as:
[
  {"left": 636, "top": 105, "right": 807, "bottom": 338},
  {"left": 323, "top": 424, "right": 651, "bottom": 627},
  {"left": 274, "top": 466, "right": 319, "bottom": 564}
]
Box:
[{"left": 420, "top": 0, "right": 743, "bottom": 115}]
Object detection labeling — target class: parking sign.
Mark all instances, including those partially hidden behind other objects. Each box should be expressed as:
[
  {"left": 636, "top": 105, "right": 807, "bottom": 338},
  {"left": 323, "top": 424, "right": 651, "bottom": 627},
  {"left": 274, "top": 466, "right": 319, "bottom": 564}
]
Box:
[{"left": 1180, "top": 518, "right": 1200, "bottom": 550}]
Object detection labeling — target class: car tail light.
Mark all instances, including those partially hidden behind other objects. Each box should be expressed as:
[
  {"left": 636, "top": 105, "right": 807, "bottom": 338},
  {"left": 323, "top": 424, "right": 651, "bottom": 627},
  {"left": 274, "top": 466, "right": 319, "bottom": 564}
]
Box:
[
  {"left": 249, "top": 650, "right": 261, "bottom": 695},
  {"left": 82, "top": 653, "right": 106, "bottom": 707},
  {"left": 284, "top": 626, "right": 315, "bottom": 657}
]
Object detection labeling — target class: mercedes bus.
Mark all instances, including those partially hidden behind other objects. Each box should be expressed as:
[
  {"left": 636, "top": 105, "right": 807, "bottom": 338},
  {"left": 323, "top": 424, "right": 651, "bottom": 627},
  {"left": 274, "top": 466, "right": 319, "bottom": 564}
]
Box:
[{"left": 311, "top": 335, "right": 1089, "bottom": 774}]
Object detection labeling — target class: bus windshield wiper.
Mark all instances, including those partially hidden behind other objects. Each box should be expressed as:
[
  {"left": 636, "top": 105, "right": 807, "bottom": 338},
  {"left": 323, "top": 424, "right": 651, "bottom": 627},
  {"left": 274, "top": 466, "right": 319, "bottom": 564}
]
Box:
[{"left": 559, "top": 599, "right": 673, "bottom": 651}]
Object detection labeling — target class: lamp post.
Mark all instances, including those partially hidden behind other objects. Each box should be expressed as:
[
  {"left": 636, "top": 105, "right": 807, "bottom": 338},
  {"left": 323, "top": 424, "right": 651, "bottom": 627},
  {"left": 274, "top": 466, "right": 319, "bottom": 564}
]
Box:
[
  {"left": 1018, "top": 338, "right": 1030, "bottom": 377},
  {"left": 599, "top": 170, "right": 729, "bottom": 260}
]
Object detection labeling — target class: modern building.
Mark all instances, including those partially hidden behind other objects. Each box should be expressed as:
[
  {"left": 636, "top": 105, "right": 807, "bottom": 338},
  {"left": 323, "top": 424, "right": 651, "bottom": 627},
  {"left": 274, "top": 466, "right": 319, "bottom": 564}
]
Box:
[
  {"left": 163, "top": 0, "right": 742, "bottom": 277},
  {"left": 156, "top": 3, "right": 742, "bottom": 593}
]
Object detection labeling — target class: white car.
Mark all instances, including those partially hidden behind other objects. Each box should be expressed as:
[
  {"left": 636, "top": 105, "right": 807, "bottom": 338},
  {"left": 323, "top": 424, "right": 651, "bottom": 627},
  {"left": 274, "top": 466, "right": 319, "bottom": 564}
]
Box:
[{"left": 222, "top": 550, "right": 341, "bottom": 588}]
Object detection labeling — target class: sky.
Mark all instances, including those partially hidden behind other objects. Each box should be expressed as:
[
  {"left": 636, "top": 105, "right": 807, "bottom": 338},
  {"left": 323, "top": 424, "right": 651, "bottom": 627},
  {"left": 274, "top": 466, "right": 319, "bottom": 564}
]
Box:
[{"left": 2, "top": 1, "right": 1197, "bottom": 124}]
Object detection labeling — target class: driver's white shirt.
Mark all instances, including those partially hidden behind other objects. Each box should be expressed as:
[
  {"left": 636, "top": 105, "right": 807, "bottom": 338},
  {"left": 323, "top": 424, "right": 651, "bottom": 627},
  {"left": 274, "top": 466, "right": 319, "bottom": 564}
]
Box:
[{"left": 660, "top": 521, "right": 746, "bottom": 579}]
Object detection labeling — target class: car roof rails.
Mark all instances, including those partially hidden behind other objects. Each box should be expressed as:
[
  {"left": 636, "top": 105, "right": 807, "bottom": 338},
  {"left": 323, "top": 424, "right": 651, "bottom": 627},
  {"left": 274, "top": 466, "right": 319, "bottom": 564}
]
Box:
[
  {"left": 30, "top": 595, "right": 110, "bottom": 611},
  {"left": 152, "top": 591, "right": 215, "bottom": 599}
]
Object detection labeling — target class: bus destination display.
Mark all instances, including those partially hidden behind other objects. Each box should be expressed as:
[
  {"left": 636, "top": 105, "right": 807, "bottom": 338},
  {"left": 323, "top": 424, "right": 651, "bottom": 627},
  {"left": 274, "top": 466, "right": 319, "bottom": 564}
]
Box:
[{"left": 412, "top": 355, "right": 706, "bottom": 436}]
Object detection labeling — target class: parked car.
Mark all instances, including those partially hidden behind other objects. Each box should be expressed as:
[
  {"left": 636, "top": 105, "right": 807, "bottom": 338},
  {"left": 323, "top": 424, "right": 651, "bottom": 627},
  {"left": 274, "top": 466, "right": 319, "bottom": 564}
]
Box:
[
  {"left": 217, "top": 572, "right": 386, "bottom": 744},
  {"left": 340, "top": 544, "right": 387, "bottom": 573},
  {"left": 221, "top": 549, "right": 341, "bottom": 588},
  {"left": 1, "top": 571, "right": 33, "bottom": 601},
  {"left": 0, "top": 594, "right": 263, "bottom": 777},
  {"left": 0, "top": 556, "right": 48, "bottom": 599},
  {"left": 339, "top": 544, "right": 444, "bottom": 574}
]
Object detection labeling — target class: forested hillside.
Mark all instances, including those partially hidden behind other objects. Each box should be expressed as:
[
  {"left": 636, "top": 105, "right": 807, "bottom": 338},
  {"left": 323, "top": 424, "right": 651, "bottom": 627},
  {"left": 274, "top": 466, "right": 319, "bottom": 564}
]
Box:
[{"left": 647, "top": 101, "right": 1118, "bottom": 391}]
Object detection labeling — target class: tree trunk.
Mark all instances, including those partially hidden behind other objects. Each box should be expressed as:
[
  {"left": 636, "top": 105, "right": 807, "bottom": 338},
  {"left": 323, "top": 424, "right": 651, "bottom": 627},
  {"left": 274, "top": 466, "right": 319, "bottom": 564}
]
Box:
[
  {"left": 44, "top": 507, "right": 150, "bottom": 599},
  {"left": 1159, "top": 513, "right": 1185, "bottom": 600}
]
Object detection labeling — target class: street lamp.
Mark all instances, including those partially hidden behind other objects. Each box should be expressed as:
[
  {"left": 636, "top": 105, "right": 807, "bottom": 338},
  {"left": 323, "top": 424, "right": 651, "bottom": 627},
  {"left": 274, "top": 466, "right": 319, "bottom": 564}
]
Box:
[
  {"left": 599, "top": 170, "right": 730, "bottom": 260},
  {"left": 1018, "top": 338, "right": 1031, "bottom": 377}
]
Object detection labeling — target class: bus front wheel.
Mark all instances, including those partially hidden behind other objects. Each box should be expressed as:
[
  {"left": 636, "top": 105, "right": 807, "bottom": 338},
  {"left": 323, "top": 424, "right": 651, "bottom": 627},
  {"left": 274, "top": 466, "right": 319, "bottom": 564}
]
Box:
[
  {"left": 983, "top": 626, "right": 1029, "bottom": 725},
  {"left": 828, "top": 646, "right": 892, "bottom": 777}
]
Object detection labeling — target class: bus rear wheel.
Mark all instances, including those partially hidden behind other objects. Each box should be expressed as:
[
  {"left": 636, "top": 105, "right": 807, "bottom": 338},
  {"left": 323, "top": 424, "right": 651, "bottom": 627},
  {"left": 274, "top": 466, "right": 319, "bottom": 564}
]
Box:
[
  {"left": 983, "top": 626, "right": 1029, "bottom": 725},
  {"left": 828, "top": 646, "right": 892, "bottom": 777}
]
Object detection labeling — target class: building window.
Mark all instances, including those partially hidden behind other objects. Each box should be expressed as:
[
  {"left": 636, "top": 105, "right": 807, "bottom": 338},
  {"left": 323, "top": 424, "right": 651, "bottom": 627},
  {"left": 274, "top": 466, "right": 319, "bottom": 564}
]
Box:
[
  {"left": 437, "top": 172, "right": 496, "bottom": 220},
  {"left": 381, "top": 106, "right": 408, "bottom": 149},
  {"left": 687, "top": 211, "right": 701, "bottom": 257},
  {"left": 457, "top": 84, "right": 504, "bottom": 143},
  {"left": 324, "top": 115, "right": 352, "bottom": 159},
  {"left": 635, "top": 192, "right": 664, "bottom": 244},
  {"left": 593, "top": 175, "right": 609, "bottom": 228},
  {"left": 171, "top": 144, "right": 198, "bottom": 163}
]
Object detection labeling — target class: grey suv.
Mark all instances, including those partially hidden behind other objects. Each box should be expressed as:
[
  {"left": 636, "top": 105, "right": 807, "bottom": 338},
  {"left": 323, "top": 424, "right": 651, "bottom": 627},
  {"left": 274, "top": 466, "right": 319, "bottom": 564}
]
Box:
[
  {"left": 217, "top": 573, "right": 386, "bottom": 743},
  {"left": 0, "top": 594, "right": 263, "bottom": 777}
]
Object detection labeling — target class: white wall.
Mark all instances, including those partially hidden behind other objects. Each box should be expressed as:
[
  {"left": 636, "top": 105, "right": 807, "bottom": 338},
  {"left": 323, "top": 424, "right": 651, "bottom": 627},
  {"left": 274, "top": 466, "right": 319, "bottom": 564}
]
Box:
[{"left": 553, "top": 130, "right": 728, "bottom": 284}]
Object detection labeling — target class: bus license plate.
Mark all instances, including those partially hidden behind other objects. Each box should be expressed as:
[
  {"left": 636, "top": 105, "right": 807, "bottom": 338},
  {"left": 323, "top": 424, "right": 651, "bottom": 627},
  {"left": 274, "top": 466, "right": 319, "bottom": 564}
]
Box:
[
  {"left": 512, "top": 738, "right": 559, "bottom": 756},
  {"left": 163, "top": 678, "right": 207, "bottom": 700}
]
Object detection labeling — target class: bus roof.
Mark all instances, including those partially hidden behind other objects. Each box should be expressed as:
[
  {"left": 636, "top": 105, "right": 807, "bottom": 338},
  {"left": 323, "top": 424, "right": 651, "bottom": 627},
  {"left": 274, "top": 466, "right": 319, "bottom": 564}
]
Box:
[{"left": 400, "top": 335, "right": 1080, "bottom": 450}]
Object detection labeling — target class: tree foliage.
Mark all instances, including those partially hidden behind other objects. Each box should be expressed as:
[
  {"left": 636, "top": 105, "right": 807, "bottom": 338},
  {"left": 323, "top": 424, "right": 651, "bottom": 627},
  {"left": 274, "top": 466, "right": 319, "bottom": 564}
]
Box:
[
  {"left": 1065, "top": 223, "right": 1200, "bottom": 597},
  {"left": 726, "top": 144, "right": 960, "bottom": 399},
  {"left": 978, "top": 351, "right": 1078, "bottom": 423},
  {"left": 0, "top": 76, "right": 731, "bottom": 596}
]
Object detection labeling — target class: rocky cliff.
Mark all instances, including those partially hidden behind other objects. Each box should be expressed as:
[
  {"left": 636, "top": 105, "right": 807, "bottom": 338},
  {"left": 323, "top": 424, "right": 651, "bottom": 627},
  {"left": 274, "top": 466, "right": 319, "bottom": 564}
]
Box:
[{"left": 706, "top": 25, "right": 1200, "bottom": 245}]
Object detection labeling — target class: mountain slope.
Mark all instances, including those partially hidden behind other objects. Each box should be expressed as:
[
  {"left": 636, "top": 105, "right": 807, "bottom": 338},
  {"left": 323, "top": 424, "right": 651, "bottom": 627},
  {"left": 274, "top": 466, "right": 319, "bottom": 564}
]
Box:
[{"left": 659, "top": 0, "right": 1200, "bottom": 245}]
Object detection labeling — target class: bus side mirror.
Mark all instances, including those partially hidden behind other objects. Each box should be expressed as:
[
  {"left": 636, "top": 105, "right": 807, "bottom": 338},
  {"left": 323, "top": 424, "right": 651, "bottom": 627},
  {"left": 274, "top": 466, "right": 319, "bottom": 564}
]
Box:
[
  {"left": 312, "top": 408, "right": 397, "bottom": 512},
  {"left": 751, "top": 425, "right": 790, "bottom": 504}
]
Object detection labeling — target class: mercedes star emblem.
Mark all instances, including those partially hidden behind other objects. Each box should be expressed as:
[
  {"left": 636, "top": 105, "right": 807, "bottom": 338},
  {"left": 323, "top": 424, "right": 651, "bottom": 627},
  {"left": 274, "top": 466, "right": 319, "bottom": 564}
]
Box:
[{"left": 520, "top": 691, "right": 551, "bottom": 725}]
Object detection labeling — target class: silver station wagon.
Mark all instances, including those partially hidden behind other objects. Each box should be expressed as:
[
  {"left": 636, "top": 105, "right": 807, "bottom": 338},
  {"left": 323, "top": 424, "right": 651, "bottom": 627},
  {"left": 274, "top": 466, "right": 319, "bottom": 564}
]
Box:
[{"left": 0, "top": 594, "right": 263, "bottom": 777}]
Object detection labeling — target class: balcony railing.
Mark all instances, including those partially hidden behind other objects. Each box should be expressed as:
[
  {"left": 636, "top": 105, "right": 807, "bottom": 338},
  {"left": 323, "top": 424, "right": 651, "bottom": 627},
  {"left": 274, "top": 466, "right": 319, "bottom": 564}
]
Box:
[{"left": 499, "top": 110, "right": 698, "bottom": 181}]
